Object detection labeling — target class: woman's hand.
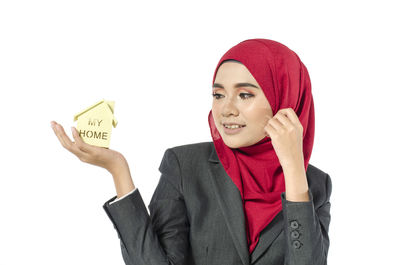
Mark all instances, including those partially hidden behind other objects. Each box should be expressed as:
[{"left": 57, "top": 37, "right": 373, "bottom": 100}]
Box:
[
  {"left": 50, "top": 120, "right": 125, "bottom": 175},
  {"left": 264, "top": 108, "right": 309, "bottom": 201},
  {"left": 264, "top": 108, "right": 304, "bottom": 167}
]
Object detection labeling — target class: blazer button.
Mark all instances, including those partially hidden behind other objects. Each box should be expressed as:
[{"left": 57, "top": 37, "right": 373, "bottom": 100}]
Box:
[
  {"left": 292, "top": 240, "right": 302, "bottom": 249},
  {"left": 291, "top": 230, "right": 299, "bottom": 239},
  {"left": 290, "top": 220, "right": 299, "bottom": 229}
]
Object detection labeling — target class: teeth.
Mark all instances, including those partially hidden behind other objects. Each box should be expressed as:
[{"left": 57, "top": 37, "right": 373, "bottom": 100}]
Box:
[{"left": 224, "top": 124, "right": 243, "bottom": 129}]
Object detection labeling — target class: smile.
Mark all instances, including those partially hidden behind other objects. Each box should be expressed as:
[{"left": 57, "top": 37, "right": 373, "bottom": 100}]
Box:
[
  {"left": 223, "top": 124, "right": 245, "bottom": 129},
  {"left": 223, "top": 124, "right": 246, "bottom": 135}
]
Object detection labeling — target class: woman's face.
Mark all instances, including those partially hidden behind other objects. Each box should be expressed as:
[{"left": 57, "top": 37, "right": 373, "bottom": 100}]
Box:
[{"left": 212, "top": 61, "right": 274, "bottom": 149}]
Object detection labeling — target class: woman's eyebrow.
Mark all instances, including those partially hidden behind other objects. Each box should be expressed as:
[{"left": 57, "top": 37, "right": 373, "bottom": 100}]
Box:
[{"left": 213, "top": 82, "right": 260, "bottom": 89}]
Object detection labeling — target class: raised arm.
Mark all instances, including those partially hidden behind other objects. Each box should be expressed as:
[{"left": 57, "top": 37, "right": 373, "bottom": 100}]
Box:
[
  {"left": 103, "top": 148, "right": 191, "bottom": 265},
  {"left": 281, "top": 173, "right": 332, "bottom": 265}
]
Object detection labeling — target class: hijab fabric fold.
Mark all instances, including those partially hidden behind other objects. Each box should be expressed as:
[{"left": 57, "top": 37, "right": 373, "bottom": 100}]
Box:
[{"left": 207, "top": 38, "right": 315, "bottom": 254}]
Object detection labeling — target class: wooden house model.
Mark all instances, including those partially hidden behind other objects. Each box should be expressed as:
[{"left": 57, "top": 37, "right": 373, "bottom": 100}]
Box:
[{"left": 73, "top": 99, "right": 118, "bottom": 148}]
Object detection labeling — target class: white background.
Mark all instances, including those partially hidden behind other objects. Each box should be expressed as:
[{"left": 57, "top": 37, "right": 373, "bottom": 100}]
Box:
[{"left": 1, "top": 0, "right": 399, "bottom": 264}]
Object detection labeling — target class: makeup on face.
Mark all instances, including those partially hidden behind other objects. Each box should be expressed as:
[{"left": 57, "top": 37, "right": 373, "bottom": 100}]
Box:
[{"left": 223, "top": 124, "right": 246, "bottom": 135}]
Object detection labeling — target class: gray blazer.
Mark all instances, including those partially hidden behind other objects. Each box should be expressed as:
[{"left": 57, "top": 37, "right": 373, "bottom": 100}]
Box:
[{"left": 103, "top": 141, "right": 332, "bottom": 265}]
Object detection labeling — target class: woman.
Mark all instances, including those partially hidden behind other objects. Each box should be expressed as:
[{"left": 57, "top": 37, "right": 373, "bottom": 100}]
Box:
[{"left": 51, "top": 38, "right": 332, "bottom": 265}]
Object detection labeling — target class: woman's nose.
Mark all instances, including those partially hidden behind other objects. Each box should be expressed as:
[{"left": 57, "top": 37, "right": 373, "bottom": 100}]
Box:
[{"left": 222, "top": 98, "right": 239, "bottom": 116}]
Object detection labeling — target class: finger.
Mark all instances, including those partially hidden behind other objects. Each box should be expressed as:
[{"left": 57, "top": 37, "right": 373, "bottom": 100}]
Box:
[
  {"left": 267, "top": 116, "right": 285, "bottom": 131},
  {"left": 52, "top": 122, "right": 70, "bottom": 150},
  {"left": 265, "top": 122, "right": 277, "bottom": 137},
  {"left": 56, "top": 124, "right": 86, "bottom": 157},
  {"left": 279, "top": 108, "right": 300, "bottom": 126},
  {"left": 274, "top": 112, "right": 294, "bottom": 129},
  {"left": 71, "top": 127, "right": 94, "bottom": 153},
  {"left": 57, "top": 124, "right": 75, "bottom": 149}
]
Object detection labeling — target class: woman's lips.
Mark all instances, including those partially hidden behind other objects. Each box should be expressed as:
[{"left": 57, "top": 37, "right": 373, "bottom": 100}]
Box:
[{"left": 223, "top": 125, "right": 246, "bottom": 135}]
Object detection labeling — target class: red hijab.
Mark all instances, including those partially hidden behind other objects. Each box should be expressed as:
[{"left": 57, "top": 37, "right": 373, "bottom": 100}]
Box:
[{"left": 207, "top": 38, "right": 315, "bottom": 254}]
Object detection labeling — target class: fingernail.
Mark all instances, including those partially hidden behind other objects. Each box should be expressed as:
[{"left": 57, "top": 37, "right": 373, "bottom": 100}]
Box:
[{"left": 71, "top": 127, "right": 75, "bottom": 134}]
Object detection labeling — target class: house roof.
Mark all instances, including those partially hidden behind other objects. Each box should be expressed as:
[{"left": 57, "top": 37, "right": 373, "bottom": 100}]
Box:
[{"left": 73, "top": 99, "right": 118, "bottom": 127}]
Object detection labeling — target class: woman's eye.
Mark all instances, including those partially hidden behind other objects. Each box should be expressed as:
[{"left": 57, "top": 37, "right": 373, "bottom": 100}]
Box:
[
  {"left": 240, "top": 93, "right": 254, "bottom": 99},
  {"left": 212, "top": 93, "right": 254, "bottom": 100},
  {"left": 212, "top": 93, "right": 222, "bottom": 99}
]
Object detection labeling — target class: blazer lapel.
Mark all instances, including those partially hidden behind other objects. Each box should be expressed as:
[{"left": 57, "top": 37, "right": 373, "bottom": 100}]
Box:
[
  {"left": 207, "top": 145, "right": 250, "bottom": 265},
  {"left": 250, "top": 210, "right": 283, "bottom": 263},
  {"left": 207, "top": 143, "right": 284, "bottom": 265}
]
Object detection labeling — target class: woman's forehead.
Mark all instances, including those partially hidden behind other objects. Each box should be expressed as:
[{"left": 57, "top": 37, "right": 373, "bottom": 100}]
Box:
[{"left": 215, "top": 62, "right": 257, "bottom": 83}]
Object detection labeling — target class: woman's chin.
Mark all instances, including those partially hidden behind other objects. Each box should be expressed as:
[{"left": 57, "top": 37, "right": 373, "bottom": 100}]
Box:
[{"left": 222, "top": 137, "right": 247, "bottom": 149}]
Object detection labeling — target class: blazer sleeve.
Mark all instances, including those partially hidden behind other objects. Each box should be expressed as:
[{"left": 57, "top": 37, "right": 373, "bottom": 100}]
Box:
[
  {"left": 280, "top": 173, "right": 332, "bottom": 265},
  {"left": 102, "top": 148, "right": 190, "bottom": 265},
  {"left": 109, "top": 187, "right": 137, "bottom": 205}
]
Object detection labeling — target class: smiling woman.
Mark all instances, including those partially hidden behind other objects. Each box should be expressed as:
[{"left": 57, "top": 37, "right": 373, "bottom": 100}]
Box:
[
  {"left": 211, "top": 59, "right": 274, "bottom": 148},
  {"left": 206, "top": 39, "right": 323, "bottom": 258},
  {"left": 51, "top": 38, "right": 332, "bottom": 265}
]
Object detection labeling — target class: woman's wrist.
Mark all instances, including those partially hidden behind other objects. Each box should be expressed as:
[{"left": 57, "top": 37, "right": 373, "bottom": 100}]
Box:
[
  {"left": 107, "top": 154, "right": 128, "bottom": 175},
  {"left": 108, "top": 157, "right": 136, "bottom": 198}
]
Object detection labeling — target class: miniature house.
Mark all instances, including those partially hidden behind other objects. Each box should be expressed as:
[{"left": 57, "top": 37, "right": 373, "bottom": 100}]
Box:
[{"left": 73, "top": 99, "right": 118, "bottom": 148}]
